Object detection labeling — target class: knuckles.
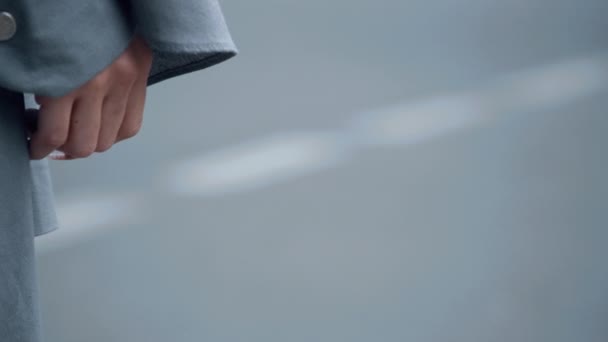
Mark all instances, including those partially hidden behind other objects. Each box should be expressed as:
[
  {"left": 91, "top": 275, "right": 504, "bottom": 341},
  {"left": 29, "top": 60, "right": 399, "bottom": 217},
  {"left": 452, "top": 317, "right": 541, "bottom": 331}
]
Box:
[
  {"left": 64, "top": 144, "right": 96, "bottom": 159},
  {"left": 111, "top": 54, "right": 140, "bottom": 82},
  {"left": 79, "top": 55, "right": 140, "bottom": 94},
  {"left": 85, "top": 76, "right": 108, "bottom": 92},
  {"left": 114, "top": 56, "right": 138, "bottom": 74},
  {"left": 119, "top": 123, "right": 142, "bottom": 140},
  {"left": 95, "top": 141, "right": 113, "bottom": 153},
  {"left": 30, "top": 35, "right": 151, "bottom": 161},
  {"left": 40, "top": 132, "right": 68, "bottom": 148}
]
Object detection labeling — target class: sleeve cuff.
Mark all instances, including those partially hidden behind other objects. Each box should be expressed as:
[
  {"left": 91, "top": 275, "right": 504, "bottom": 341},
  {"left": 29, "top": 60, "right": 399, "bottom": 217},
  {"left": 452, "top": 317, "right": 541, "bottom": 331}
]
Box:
[
  {"left": 128, "top": 0, "right": 238, "bottom": 87},
  {"left": 147, "top": 41, "right": 237, "bottom": 87}
]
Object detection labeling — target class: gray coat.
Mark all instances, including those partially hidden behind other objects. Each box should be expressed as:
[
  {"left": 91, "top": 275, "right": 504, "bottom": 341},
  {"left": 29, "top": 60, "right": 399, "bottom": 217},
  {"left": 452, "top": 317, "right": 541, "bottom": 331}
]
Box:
[{"left": 0, "top": 1, "right": 237, "bottom": 340}]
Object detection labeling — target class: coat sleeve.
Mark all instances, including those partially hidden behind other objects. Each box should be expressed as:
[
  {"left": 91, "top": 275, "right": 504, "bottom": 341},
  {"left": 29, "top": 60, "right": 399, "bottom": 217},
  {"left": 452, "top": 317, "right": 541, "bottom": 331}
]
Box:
[
  {"left": 126, "top": 0, "right": 237, "bottom": 87},
  {"left": 0, "top": 0, "right": 236, "bottom": 97},
  {"left": 0, "top": 0, "right": 136, "bottom": 97}
]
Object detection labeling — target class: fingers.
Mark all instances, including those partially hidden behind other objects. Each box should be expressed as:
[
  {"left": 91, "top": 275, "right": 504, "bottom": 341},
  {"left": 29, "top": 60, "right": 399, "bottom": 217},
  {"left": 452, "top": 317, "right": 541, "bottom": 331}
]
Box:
[
  {"left": 29, "top": 96, "right": 72, "bottom": 160},
  {"left": 29, "top": 34, "right": 153, "bottom": 160},
  {"left": 97, "top": 82, "right": 134, "bottom": 152},
  {"left": 117, "top": 76, "right": 146, "bottom": 143},
  {"left": 32, "top": 80, "right": 139, "bottom": 160},
  {"left": 116, "top": 34, "right": 153, "bottom": 143},
  {"left": 60, "top": 94, "right": 104, "bottom": 158}
]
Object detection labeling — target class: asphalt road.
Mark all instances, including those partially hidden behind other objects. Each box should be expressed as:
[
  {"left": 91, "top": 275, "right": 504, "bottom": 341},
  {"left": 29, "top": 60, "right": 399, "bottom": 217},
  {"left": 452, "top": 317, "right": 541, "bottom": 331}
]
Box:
[{"left": 35, "top": 1, "right": 608, "bottom": 341}]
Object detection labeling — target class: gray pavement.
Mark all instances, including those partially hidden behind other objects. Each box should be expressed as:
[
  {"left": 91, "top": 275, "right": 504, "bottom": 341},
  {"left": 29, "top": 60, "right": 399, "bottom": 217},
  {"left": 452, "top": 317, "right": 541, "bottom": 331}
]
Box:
[{"left": 35, "top": 1, "right": 608, "bottom": 341}]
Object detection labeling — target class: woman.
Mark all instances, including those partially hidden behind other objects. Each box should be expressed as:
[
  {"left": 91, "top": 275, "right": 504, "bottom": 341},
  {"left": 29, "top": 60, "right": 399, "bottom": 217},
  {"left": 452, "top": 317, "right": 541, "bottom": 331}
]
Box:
[{"left": 0, "top": 1, "right": 237, "bottom": 340}]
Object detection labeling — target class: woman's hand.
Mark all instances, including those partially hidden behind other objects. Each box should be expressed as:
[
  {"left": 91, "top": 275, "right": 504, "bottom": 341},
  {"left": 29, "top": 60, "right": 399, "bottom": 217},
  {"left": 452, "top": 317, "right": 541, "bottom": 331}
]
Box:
[{"left": 29, "top": 34, "right": 153, "bottom": 160}]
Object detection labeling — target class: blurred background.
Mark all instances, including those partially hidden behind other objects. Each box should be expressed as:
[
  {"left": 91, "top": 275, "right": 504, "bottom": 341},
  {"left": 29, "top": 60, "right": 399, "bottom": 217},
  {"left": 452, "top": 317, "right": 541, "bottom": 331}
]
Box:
[{"left": 35, "top": 0, "right": 608, "bottom": 341}]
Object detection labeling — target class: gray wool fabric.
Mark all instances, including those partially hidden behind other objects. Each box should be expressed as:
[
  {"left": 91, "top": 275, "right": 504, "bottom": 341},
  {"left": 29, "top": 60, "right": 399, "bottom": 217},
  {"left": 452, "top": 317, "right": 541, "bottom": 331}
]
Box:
[
  {"left": 0, "top": 90, "right": 43, "bottom": 342},
  {"left": 23, "top": 95, "right": 60, "bottom": 238},
  {"left": 0, "top": 0, "right": 237, "bottom": 340}
]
